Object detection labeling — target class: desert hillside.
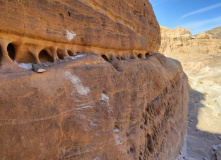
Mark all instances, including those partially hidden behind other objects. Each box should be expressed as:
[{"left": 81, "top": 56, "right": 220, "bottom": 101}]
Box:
[
  {"left": 160, "top": 26, "right": 221, "bottom": 160},
  {"left": 205, "top": 26, "right": 221, "bottom": 39},
  {"left": 160, "top": 26, "right": 221, "bottom": 55}
]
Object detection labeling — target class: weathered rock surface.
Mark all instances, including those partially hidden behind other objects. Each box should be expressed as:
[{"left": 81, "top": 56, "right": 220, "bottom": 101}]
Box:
[
  {"left": 0, "top": 53, "right": 189, "bottom": 160},
  {"left": 160, "top": 26, "right": 192, "bottom": 40},
  {"left": 159, "top": 26, "right": 221, "bottom": 55},
  {"left": 194, "top": 32, "right": 213, "bottom": 39},
  {"left": 0, "top": 0, "right": 160, "bottom": 66},
  {"left": 0, "top": 1, "right": 189, "bottom": 160},
  {"left": 159, "top": 26, "right": 192, "bottom": 54}
]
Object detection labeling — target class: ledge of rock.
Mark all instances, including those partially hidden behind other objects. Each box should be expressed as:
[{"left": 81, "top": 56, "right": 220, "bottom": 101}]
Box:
[
  {"left": 0, "top": 53, "right": 189, "bottom": 160},
  {"left": 0, "top": 0, "right": 160, "bottom": 65}
]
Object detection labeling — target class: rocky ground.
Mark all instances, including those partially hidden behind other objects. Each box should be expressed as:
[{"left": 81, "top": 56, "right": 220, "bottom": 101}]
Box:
[
  {"left": 171, "top": 53, "right": 221, "bottom": 160},
  {"left": 160, "top": 26, "right": 221, "bottom": 160}
]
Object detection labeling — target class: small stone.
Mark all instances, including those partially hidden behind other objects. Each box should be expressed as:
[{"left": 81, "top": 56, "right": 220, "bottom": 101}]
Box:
[
  {"left": 42, "top": 63, "right": 49, "bottom": 68},
  {"left": 32, "top": 64, "right": 46, "bottom": 73},
  {"left": 203, "top": 157, "right": 208, "bottom": 160},
  {"left": 189, "top": 119, "right": 193, "bottom": 122},
  {"left": 213, "top": 145, "right": 218, "bottom": 151},
  {"left": 218, "top": 136, "right": 221, "bottom": 140}
]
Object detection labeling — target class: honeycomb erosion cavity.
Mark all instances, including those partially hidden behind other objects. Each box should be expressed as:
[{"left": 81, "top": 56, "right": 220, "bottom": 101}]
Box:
[{"left": 0, "top": 0, "right": 189, "bottom": 160}]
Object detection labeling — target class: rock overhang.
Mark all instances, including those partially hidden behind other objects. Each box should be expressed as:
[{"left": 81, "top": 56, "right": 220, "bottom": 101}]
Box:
[{"left": 0, "top": 0, "right": 160, "bottom": 67}]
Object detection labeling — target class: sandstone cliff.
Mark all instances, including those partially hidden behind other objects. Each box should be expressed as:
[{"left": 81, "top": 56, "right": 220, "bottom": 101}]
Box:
[
  {"left": 0, "top": 1, "right": 189, "bottom": 160},
  {"left": 0, "top": 0, "right": 160, "bottom": 66},
  {"left": 160, "top": 26, "right": 192, "bottom": 54}
]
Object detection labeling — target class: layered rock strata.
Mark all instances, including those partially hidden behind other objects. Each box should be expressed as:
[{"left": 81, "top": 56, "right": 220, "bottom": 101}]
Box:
[
  {"left": 0, "top": 1, "right": 189, "bottom": 160},
  {"left": 0, "top": 0, "right": 160, "bottom": 67},
  {"left": 0, "top": 53, "right": 189, "bottom": 160}
]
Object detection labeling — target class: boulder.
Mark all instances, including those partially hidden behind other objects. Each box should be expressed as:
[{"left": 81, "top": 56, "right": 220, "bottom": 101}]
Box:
[
  {"left": 32, "top": 64, "right": 46, "bottom": 73},
  {"left": 0, "top": 1, "right": 189, "bottom": 160}
]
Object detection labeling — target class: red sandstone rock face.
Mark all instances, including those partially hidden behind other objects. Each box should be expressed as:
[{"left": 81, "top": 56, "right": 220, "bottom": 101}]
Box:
[
  {"left": 0, "top": 53, "right": 188, "bottom": 160},
  {"left": 0, "top": 0, "right": 160, "bottom": 66},
  {"left": 0, "top": 1, "right": 188, "bottom": 160}
]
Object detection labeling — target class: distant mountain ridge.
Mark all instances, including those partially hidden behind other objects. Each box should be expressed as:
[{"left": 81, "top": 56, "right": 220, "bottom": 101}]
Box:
[
  {"left": 204, "top": 26, "right": 221, "bottom": 39},
  {"left": 159, "top": 26, "right": 221, "bottom": 54}
]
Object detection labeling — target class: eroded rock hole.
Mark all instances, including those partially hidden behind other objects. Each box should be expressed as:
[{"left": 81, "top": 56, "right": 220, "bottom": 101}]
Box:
[
  {"left": 68, "top": 11, "right": 71, "bottom": 17},
  {"left": 57, "top": 54, "right": 64, "bottom": 60},
  {"left": 145, "top": 53, "right": 150, "bottom": 58},
  {"left": 67, "top": 50, "right": 74, "bottom": 56},
  {"left": 58, "top": 13, "right": 64, "bottom": 20},
  {"left": 57, "top": 49, "right": 65, "bottom": 60},
  {"left": 146, "top": 104, "right": 151, "bottom": 112},
  {"left": 116, "top": 55, "right": 120, "bottom": 60},
  {"left": 130, "top": 147, "right": 135, "bottom": 154},
  {"left": 138, "top": 54, "right": 143, "bottom": 58},
  {"left": 39, "top": 50, "right": 54, "bottom": 63},
  {"left": 102, "top": 54, "right": 109, "bottom": 62},
  {"left": 144, "top": 118, "right": 147, "bottom": 125},
  {"left": 114, "top": 122, "right": 120, "bottom": 131},
  {"left": 146, "top": 134, "right": 154, "bottom": 153},
  {"left": 7, "top": 43, "right": 15, "bottom": 60},
  {"left": 121, "top": 54, "right": 127, "bottom": 60}
]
